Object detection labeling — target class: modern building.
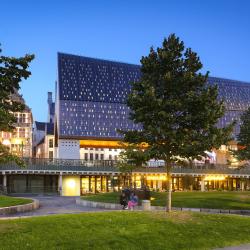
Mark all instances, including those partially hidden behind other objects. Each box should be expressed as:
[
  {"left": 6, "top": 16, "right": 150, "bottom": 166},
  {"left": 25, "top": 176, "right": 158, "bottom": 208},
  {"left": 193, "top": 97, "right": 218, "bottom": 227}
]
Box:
[
  {"left": 54, "top": 53, "right": 142, "bottom": 160},
  {"left": 0, "top": 92, "right": 33, "bottom": 158},
  {"left": 1, "top": 52, "right": 250, "bottom": 196},
  {"left": 54, "top": 53, "right": 250, "bottom": 164}
]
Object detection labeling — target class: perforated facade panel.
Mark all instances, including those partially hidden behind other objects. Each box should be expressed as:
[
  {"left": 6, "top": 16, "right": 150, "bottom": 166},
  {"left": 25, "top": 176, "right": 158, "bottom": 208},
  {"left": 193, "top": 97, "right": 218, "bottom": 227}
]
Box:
[{"left": 58, "top": 53, "right": 250, "bottom": 139}]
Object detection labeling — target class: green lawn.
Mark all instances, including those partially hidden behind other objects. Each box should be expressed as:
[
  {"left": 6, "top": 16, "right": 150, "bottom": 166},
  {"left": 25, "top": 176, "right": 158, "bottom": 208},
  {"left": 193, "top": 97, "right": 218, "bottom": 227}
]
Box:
[
  {"left": 82, "top": 191, "right": 250, "bottom": 210},
  {"left": 0, "top": 212, "right": 250, "bottom": 250},
  {"left": 0, "top": 195, "right": 32, "bottom": 208}
]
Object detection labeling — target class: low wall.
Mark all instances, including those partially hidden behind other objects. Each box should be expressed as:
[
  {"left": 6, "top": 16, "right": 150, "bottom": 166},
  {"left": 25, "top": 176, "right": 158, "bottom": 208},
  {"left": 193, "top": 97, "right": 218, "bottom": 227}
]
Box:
[
  {"left": 76, "top": 198, "right": 250, "bottom": 215},
  {"left": 76, "top": 199, "right": 122, "bottom": 210},
  {"left": 0, "top": 199, "right": 39, "bottom": 215},
  {"left": 76, "top": 199, "right": 165, "bottom": 210}
]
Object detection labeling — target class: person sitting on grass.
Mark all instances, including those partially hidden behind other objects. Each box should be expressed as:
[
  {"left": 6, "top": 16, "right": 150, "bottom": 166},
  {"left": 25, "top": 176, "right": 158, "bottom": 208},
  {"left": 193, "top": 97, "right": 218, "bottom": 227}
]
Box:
[
  {"left": 128, "top": 192, "right": 138, "bottom": 210},
  {"left": 120, "top": 192, "right": 128, "bottom": 210}
]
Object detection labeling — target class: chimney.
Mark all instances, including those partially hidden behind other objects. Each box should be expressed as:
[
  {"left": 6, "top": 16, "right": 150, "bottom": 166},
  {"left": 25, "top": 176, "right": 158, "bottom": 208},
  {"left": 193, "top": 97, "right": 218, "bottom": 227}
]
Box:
[{"left": 47, "top": 92, "right": 52, "bottom": 105}]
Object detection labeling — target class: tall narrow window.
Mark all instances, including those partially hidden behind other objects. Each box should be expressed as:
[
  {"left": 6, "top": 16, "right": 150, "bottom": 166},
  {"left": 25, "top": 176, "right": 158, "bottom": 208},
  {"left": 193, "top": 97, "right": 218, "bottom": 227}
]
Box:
[
  {"left": 90, "top": 153, "right": 93, "bottom": 160},
  {"left": 49, "top": 151, "right": 53, "bottom": 159},
  {"left": 19, "top": 128, "right": 25, "bottom": 138},
  {"left": 84, "top": 153, "right": 88, "bottom": 160},
  {"left": 49, "top": 139, "right": 53, "bottom": 148}
]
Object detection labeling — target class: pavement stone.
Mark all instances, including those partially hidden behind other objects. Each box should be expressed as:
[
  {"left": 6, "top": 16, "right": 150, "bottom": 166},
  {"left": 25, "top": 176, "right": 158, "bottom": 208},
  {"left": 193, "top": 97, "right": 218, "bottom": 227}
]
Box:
[
  {"left": 214, "top": 244, "right": 250, "bottom": 250},
  {"left": 0, "top": 195, "right": 105, "bottom": 218}
]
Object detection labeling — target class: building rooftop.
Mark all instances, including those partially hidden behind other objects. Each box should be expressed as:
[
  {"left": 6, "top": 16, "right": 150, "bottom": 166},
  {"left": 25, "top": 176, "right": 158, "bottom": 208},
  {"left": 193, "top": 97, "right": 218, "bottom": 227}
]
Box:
[
  {"left": 35, "top": 121, "right": 46, "bottom": 131},
  {"left": 46, "top": 123, "right": 54, "bottom": 135}
]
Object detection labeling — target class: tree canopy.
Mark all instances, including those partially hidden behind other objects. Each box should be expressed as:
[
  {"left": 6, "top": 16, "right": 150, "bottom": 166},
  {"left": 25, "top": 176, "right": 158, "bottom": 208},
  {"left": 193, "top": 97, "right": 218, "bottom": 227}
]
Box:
[
  {"left": 0, "top": 46, "right": 34, "bottom": 164},
  {"left": 232, "top": 108, "right": 250, "bottom": 162},
  {"left": 120, "top": 34, "right": 234, "bottom": 211},
  {"left": 121, "top": 34, "right": 233, "bottom": 164}
]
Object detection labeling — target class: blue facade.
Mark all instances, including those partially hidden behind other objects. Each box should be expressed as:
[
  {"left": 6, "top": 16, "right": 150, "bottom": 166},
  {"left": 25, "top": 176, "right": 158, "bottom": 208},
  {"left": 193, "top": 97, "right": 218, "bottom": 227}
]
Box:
[
  {"left": 58, "top": 53, "right": 141, "bottom": 139},
  {"left": 208, "top": 77, "right": 250, "bottom": 136},
  {"left": 58, "top": 53, "right": 250, "bottom": 139}
]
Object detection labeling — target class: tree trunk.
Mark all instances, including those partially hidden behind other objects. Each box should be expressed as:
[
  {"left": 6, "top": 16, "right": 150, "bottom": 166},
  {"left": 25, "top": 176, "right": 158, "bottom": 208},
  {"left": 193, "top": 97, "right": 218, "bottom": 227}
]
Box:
[{"left": 166, "top": 164, "right": 172, "bottom": 212}]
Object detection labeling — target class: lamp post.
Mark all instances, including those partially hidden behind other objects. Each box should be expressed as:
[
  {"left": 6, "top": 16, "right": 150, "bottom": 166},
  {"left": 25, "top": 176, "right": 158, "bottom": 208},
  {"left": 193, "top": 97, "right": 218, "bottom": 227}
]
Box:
[{"left": 21, "top": 141, "right": 24, "bottom": 158}]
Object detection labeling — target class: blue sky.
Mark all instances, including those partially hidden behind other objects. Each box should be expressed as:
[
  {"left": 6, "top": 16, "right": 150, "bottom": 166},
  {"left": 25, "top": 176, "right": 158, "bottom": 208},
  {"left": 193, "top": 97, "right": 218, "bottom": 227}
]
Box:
[{"left": 1, "top": 0, "right": 250, "bottom": 122}]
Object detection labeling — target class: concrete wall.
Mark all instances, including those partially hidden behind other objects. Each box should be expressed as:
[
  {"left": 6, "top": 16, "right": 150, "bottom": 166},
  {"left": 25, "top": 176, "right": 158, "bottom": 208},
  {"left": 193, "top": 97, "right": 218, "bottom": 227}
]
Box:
[
  {"left": 62, "top": 176, "right": 80, "bottom": 196},
  {"left": 58, "top": 139, "right": 80, "bottom": 159},
  {"left": 80, "top": 147, "right": 121, "bottom": 160}
]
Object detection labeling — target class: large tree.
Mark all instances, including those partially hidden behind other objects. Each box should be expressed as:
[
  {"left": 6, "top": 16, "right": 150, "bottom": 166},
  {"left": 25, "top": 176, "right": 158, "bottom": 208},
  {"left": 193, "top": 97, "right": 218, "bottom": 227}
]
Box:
[
  {"left": 232, "top": 108, "right": 250, "bottom": 163},
  {"left": 0, "top": 46, "right": 34, "bottom": 165},
  {"left": 120, "top": 34, "right": 234, "bottom": 212}
]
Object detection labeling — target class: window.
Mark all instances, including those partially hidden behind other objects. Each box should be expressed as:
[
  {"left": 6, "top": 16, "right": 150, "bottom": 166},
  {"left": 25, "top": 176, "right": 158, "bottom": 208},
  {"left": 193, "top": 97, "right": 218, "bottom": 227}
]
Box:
[
  {"left": 49, "top": 139, "right": 53, "bottom": 148},
  {"left": 95, "top": 154, "right": 99, "bottom": 160},
  {"left": 109, "top": 155, "right": 112, "bottom": 160},
  {"left": 109, "top": 148, "right": 112, "bottom": 151},
  {"left": 84, "top": 153, "right": 88, "bottom": 160},
  {"left": 90, "top": 153, "right": 93, "bottom": 160},
  {"left": 12, "top": 129, "right": 17, "bottom": 138},
  {"left": 100, "top": 154, "right": 104, "bottom": 160},
  {"left": 19, "top": 128, "right": 25, "bottom": 138},
  {"left": 19, "top": 113, "right": 26, "bottom": 123},
  {"left": 49, "top": 151, "right": 53, "bottom": 159}
]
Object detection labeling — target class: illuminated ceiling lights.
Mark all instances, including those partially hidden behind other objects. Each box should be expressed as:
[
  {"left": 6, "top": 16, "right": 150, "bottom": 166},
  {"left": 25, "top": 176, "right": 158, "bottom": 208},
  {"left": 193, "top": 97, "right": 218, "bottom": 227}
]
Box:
[
  {"left": 146, "top": 175, "right": 167, "bottom": 181},
  {"left": 80, "top": 140, "right": 148, "bottom": 149},
  {"left": 204, "top": 175, "right": 226, "bottom": 181}
]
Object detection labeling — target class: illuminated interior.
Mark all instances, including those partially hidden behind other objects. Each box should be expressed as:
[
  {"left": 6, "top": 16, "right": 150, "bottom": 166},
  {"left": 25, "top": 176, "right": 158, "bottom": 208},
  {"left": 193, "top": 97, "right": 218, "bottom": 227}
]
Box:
[
  {"left": 80, "top": 140, "right": 122, "bottom": 148},
  {"left": 204, "top": 175, "right": 226, "bottom": 181},
  {"left": 80, "top": 140, "right": 148, "bottom": 149},
  {"left": 62, "top": 176, "right": 80, "bottom": 196}
]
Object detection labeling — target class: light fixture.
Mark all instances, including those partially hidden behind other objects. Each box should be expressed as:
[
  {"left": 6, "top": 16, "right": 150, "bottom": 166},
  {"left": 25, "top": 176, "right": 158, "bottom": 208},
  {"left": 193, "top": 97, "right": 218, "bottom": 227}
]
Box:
[
  {"left": 67, "top": 179, "right": 76, "bottom": 188},
  {"left": 204, "top": 175, "right": 226, "bottom": 181},
  {"left": 2, "top": 139, "right": 11, "bottom": 146}
]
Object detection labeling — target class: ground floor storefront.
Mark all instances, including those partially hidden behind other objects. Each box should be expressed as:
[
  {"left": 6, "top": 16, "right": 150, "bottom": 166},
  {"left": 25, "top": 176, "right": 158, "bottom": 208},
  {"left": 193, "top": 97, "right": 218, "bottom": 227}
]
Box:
[
  {"left": 6, "top": 175, "right": 58, "bottom": 194},
  {"left": 1, "top": 173, "right": 250, "bottom": 196},
  {"left": 80, "top": 174, "right": 250, "bottom": 194}
]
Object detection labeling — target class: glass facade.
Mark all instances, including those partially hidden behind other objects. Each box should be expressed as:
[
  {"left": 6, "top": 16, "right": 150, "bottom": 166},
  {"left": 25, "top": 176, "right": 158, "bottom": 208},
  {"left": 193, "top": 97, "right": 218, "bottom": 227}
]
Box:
[
  {"left": 7, "top": 175, "right": 58, "bottom": 194},
  {"left": 4, "top": 173, "right": 250, "bottom": 195}
]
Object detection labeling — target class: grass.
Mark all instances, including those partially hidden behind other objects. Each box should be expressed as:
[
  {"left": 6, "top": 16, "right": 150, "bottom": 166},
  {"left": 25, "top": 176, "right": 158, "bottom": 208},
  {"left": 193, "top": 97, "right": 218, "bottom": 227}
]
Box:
[
  {"left": 0, "top": 212, "right": 250, "bottom": 249},
  {"left": 0, "top": 195, "right": 33, "bottom": 208},
  {"left": 82, "top": 191, "right": 250, "bottom": 210}
]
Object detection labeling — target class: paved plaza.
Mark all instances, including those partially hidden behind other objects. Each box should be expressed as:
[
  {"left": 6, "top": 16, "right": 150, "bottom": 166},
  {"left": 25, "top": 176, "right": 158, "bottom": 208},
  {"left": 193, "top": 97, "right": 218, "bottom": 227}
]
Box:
[{"left": 0, "top": 195, "right": 106, "bottom": 218}]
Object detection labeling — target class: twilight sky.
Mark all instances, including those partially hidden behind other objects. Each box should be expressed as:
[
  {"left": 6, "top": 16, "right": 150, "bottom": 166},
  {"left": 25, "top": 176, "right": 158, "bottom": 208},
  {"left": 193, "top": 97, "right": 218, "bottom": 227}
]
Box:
[{"left": 1, "top": 0, "right": 250, "bottom": 122}]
